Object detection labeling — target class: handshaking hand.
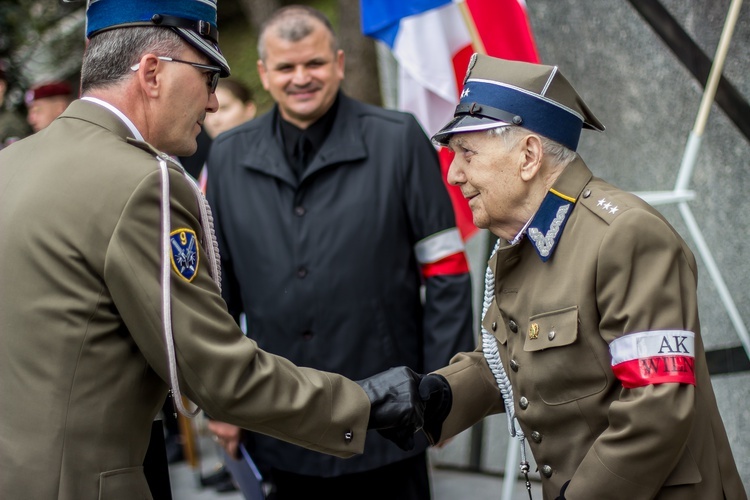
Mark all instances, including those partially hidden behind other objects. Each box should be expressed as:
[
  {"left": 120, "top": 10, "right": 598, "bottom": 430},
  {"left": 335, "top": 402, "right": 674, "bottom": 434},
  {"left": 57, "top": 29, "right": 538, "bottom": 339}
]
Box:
[{"left": 356, "top": 366, "right": 424, "bottom": 451}]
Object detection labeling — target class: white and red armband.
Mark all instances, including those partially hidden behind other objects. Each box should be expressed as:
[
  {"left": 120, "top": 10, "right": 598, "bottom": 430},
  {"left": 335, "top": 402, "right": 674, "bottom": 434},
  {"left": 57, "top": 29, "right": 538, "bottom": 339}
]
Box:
[
  {"left": 415, "top": 228, "right": 469, "bottom": 278},
  {"left": 609, "top": 330, "right": 696, "bottom": 388}
]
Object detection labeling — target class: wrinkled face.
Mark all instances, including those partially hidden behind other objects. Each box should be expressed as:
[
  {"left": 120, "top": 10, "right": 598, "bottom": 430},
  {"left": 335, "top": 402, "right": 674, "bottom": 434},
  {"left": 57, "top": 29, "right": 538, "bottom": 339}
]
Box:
[
  {"left": 203, "top": 86, "right": 256, "bottom": 138},
  {"left": 446, "top": 130, "right": 529, "bottom": 239},
  {"left": 27, "top": 96, "right": 70, "bottom": 132},
  {"left": 154, "top": 46, "right": 219, "bottom": 156},
  {"left": 257, "top": 20, "right": 344, "bottom": 129}
]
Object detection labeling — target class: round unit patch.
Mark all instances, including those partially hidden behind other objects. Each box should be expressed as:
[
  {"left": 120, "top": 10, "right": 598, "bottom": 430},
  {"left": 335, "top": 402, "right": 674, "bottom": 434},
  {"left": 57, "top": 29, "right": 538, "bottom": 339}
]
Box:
[{"left": 170, "top": 228, "right": 200, "bottom": 282}]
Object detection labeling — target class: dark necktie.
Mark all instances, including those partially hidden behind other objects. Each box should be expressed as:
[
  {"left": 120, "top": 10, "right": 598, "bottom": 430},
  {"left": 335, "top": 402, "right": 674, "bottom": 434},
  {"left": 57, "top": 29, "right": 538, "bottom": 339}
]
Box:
[{"left": 292, "top": 135, "right": 312, "bottom": 180}]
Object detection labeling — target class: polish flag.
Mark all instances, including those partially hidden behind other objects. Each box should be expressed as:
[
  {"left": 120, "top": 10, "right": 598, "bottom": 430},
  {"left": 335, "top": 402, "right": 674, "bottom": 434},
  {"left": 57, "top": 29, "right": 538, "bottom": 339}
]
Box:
[{"left": 361, "top": 0, "right": 540, "bottom": 240}]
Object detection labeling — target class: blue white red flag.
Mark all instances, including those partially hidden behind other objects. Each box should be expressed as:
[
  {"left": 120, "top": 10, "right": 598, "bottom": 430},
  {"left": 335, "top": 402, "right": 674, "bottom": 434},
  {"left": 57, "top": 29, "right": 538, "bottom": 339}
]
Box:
[{"left": 361, "top": 0, "right": 540, "bottom": 240}]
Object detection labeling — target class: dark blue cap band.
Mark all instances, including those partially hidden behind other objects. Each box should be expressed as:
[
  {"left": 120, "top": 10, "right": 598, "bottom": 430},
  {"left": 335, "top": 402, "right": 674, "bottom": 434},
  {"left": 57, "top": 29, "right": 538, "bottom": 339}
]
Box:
[
  {"left": 86, "top": 0, "right": 217, "bottom": 38},
  {"left": 460, "top": 80, "right": 584, "bottom": 151}
]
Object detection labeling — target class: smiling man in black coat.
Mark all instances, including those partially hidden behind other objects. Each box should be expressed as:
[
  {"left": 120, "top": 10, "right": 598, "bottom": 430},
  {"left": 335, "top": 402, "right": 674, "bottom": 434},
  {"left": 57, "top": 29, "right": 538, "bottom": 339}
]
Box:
[{"left": 205, "top": 5, "right": 474, "bottom": 500}]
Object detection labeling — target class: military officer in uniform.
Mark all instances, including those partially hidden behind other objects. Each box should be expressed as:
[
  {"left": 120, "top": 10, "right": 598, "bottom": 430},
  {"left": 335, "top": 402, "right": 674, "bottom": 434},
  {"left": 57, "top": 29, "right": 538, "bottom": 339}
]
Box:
[
  {"left": 417, "top": 55, "right": 746, "bottom": 499},
  {"left": 0, "top": 2, "right": 423, "bottom": 499}
]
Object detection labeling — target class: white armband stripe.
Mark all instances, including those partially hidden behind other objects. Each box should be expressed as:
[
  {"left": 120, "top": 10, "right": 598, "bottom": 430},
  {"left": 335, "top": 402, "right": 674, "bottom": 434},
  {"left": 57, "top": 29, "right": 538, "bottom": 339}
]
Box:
[
  {"left": 609, "top": 330, "right": 695, "bottom": 365},
  {"left": 414, "top": 228, "right": 464, "bottom": 264}
]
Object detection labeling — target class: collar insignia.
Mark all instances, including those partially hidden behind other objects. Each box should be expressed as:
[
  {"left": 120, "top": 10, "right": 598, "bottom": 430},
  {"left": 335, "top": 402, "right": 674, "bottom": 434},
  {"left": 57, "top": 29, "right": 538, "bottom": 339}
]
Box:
[
  {"left": 170, "top": 228, "right": 199, "bottom": 282},
  {"left": 526, "top": 189, "right": 575, "bottom": 262}
]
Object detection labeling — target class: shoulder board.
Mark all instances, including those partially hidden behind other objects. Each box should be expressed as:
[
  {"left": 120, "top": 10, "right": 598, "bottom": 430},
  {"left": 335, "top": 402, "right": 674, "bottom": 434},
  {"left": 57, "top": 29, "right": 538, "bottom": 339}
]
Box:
[
  {"left": 578, "top": 182, "right": 636, "bottom": 225},
  {"left": 127, "top": 138, "right": 182, "bottom": 168}
]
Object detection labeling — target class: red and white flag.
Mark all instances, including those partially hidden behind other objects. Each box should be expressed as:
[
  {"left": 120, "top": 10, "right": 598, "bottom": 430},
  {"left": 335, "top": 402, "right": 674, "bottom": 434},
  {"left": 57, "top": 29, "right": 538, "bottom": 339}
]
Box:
[{"left": 361, "top": 0, "right": 540, "bottom": 240}]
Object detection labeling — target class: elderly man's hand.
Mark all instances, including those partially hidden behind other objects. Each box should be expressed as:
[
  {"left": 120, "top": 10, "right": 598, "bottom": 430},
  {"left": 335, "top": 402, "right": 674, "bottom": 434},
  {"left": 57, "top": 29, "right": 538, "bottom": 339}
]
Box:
[
  {"left": 207, "top": 419, "right": 241, "bottom": 459},
  {"left": 356, "top": 366, "right": 424, "bottom": 451},
  {"left": 419, "top": 374, "right": 452, "bottom": 445}
]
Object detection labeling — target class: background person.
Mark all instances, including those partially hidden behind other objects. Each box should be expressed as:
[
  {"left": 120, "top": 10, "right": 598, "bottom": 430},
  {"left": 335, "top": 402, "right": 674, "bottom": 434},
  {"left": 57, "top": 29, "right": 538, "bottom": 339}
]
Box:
[
  {"left": 25, "top": 80, "right": 75, "bottom": 132},
  {"left": 0, "top": 1, "right": 426, "bottom": 498},
  {"left": 206, "top": 5, "right": 474, "bottom": 500},
  {"left": 0, "top": 61, "right": 31, "bottom": 147},
  {"left": 204, "top": 77, "right": 257, "bottom": 139},
  {"left": 417, "top": 54, "right": 746, "bottom": 499}
]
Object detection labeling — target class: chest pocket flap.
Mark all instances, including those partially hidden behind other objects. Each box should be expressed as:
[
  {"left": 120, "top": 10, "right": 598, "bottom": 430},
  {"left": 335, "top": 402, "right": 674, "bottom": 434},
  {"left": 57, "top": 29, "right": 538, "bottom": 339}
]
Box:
[
  {"left": 481, "top": 299, "right": 507, "bottom": 345},
  {"left": 524, "top": 306, "right": 578, "bottom": 352}
]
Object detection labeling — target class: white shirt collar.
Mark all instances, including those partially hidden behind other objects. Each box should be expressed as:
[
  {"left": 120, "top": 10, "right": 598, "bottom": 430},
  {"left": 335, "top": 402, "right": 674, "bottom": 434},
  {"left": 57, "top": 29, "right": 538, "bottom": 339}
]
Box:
[
  {"left": 508, "top": 217, "right": 533, "bottom": 246},
  {"left": 81, "top": 96, "right": 144, "bottom": 141}
]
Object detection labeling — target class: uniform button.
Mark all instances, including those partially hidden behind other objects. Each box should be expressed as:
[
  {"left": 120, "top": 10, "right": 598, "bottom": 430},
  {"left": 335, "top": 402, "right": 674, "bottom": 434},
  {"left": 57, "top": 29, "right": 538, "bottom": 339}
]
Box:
[
  {"left": 582, "top": 189, "right": 591, "bottom": 199},
  {"left": 294, "top": 206, "right": 306, "bottom": 216},
  {"left": 508, "top": 320, "right": 518, "bottom": 333},
  {"left": 491, "top": 321, "right": 497, "bottom": 331},
  {"left": 509, "top": 359, "right": 519, "bottom": 372},
  {"left": 519, "top": 396, "right": 529, "bottom": 409},
  {"left": 541, "top": 465, "right": 553, "bottom": 478},
  {"left": 297, "top": 267, "right": 308, "bottom": 278},
  {"left": 548, "top": 330, "right": 556, "bottom": 341},
  {"left": 344, "top": 430, "right": 353, "bottom": 443},
  {"left": 531, "top": 431, "right": 542, "bottom": 443},
  {"left": 302, "top": 330, "right": 314, "bottom": 340}
]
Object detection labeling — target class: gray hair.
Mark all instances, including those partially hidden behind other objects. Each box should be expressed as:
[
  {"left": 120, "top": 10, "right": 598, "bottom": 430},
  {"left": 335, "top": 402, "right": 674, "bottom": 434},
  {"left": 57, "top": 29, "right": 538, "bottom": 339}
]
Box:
[
  {"left": 488, "top": 125, "right": 578, "bottom": 168},
  {"left": 81, "top": 27, "right": 184, "bottom": 94},
  {"left": 257, "top": 5, "right": 338, "bottom": 62}
]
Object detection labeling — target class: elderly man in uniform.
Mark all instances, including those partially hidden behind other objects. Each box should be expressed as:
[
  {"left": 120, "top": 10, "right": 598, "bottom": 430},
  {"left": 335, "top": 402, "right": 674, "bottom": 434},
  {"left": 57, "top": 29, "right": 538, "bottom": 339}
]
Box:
[
  {"left": 416, "top": 54, "right": 746, "bottom": 499},
  {"left": 0, "top": 2, "right": 425, "bottom": 499}
]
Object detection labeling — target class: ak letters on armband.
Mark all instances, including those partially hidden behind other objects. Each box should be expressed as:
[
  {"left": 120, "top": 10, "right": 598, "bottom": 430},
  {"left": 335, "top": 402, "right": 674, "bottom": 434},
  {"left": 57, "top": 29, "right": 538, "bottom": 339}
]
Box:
[{"left": 609, "top": 331, "right": 696, "bottom": 388}]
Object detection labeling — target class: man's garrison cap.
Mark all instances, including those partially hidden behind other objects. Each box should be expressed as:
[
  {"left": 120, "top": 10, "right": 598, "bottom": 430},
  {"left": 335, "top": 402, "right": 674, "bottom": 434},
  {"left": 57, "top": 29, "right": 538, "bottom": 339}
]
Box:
[{"left": 433, "top": 54, "right": 604, "bottom": 151}]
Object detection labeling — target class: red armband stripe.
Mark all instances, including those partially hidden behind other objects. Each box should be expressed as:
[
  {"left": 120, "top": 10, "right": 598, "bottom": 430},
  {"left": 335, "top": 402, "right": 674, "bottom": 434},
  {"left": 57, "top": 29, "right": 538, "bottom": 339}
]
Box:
[
  {"left": 421, "top": 252, "right": 469, "bottom": 278},
  {"left": 610, "top": 330, "right": 696, "bottom": 388},
  {"left": 613, "top": 356, "right": 696, "bottom": 388}
]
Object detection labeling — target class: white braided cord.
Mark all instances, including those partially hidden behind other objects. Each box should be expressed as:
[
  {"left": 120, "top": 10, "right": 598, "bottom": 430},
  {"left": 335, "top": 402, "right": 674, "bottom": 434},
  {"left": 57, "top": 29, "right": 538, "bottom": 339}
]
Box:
[
  {"left": 481, "top": 239, "right": 527, "bottom": 463},
  {"left": 159, "top": 154, "right": 221, "bottom": 418}
]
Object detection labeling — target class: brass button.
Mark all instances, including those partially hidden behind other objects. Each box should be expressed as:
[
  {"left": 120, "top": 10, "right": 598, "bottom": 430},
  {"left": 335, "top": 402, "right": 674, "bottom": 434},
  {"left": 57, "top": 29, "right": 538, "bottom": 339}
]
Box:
[
  {"left": 531, "top": 431, "right": 542, "bottom": 443},
  {"left": 508, "top": 320, "right": 518, "bottom": 333},
  {"left": 519, "top": 396, "right": 529, "bottom": 410},
  {"left": 509, "top": 359, "right": 519, "bottom": 372},
  {"left": 548, "top": 330, "right": 556, "bottom": 341},
  {"left": 491, "top": 321, "right": 497, "bottom": 331},
  {"left": 582, "top": 189, "right": 591, "bottom": 199},
  {"left": 541, "top": 465, "right": 553, "bottom": 478},
  {"left": 344, "top": 431, "right": 353, "bottom": 443}
]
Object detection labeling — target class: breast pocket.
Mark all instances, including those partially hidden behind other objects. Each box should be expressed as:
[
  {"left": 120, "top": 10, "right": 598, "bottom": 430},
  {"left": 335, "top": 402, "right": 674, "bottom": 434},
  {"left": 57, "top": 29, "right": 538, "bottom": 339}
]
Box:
[{"left": 524, "top": 306, "right": 609, "bottom": 404}]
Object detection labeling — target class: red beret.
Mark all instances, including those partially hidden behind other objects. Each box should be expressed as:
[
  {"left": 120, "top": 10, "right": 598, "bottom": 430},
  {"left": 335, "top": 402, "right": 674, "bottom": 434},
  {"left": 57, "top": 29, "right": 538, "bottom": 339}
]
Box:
[{"left": 25, "top": 82, "right": 73, "bottom": 105}]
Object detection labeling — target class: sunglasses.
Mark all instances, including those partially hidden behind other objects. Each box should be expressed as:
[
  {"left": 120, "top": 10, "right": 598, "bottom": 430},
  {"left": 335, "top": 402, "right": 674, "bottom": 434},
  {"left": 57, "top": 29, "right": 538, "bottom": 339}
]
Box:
[{"left": 130, "top": 56, "right": 221, "bottom": 94}]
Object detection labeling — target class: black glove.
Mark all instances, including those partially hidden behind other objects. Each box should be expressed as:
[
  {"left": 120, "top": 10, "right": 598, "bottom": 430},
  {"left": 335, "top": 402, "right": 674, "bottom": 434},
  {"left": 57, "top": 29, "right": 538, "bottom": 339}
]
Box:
[
  {"left": 418, "top": 373, "right": 452, "bottom": 445},
  {"left": 356, "top": 367, "right": 424, "bottom": 451},
  {"left": 555, "top": 480, "right": 570, "bottom": 500}
]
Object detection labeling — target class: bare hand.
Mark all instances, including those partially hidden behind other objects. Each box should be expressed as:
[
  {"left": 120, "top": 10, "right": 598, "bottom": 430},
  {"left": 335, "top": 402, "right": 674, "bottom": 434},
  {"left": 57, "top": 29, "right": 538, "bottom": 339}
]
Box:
[{"left": 207, "top": 420, "right": 241, "bottom": 459}]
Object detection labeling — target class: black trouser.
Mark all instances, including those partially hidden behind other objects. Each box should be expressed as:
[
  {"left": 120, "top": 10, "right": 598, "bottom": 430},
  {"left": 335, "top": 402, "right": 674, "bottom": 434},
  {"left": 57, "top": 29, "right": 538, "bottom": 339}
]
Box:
[{"left": 267, "top": 453, "right": 431, "bottom": 500}]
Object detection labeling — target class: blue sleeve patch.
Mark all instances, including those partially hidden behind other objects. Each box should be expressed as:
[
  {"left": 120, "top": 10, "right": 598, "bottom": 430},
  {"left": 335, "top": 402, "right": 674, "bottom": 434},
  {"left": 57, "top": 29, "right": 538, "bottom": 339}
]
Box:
[{"left": 170, "top": 228, "right": 200, "bottom": 282}]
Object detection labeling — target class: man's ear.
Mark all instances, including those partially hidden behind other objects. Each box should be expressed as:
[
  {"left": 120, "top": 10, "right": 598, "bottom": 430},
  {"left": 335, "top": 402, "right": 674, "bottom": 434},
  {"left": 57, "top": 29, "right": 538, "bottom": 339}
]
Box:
[
  {"left": 257, "top": 59, "right": 270, "bottom": 91},
  {"left": 519, "top": 134, "right": 544, "bottom": 182},
  {"left": 132, "top": 54, "right": 161, "bottom": 97}
]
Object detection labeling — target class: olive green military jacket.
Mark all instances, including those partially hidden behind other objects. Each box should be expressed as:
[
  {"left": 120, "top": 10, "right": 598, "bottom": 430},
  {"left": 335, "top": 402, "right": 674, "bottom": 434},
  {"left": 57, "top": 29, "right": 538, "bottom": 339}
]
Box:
[
  {"left": 435, "top": 158, "right": 745, "bottom": 499},
  {"left": 0, "top": 100, "right": 370, "bottom": 500}
]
